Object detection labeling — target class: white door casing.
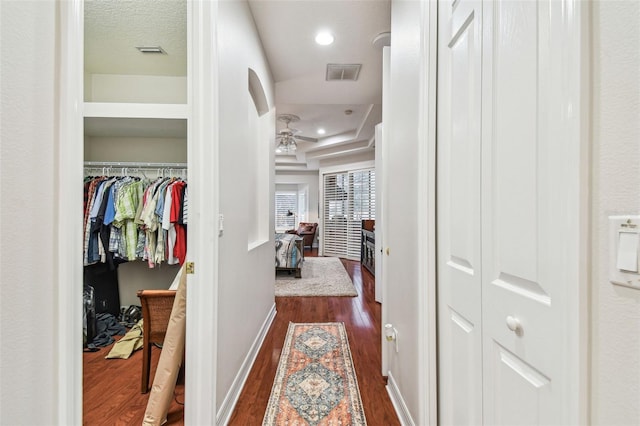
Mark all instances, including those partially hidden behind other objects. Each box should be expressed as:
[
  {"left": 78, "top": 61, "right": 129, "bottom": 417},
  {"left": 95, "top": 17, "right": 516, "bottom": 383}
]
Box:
[
  {"left": 56, "top": 1, "right": 220, "bottom": 423},
  {"left": 185, "top": 0, "right": 219, "bottom": 423},
  {"left": 437, "top": 0, "right": 588, "bottom": 424},
  {"left": 375, "top": 123, "right": 384, "bottom": 304},
  {"left": 380, "top": 45, "right": 390, "bottom": 376},
  {"left": 437, "top": 0, "right": 483, "bottom": 423}
]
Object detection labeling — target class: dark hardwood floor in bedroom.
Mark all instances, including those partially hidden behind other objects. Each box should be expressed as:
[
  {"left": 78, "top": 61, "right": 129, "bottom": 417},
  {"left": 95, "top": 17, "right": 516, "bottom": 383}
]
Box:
[
  {"left": 229, "top": 251, "right": 399, "bottom": 425},
  {"left": 83, "top": 250, "right": 398, "bottom": 425}
]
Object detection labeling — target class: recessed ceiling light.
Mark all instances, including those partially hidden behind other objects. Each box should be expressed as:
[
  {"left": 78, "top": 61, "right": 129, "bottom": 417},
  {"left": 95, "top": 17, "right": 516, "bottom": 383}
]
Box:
[
  {"left": 317, "top": 128, "right": 326, "bottom": 135},
  {"left": 315, "top": 32, "right": 334, "bottom": 46}
]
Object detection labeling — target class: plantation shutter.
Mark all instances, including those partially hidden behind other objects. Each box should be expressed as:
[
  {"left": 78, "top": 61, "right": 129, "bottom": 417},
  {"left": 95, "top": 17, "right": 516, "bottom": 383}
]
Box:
[
  {"left": 323, "top": 168, "right": 375, "bottom": 260},
  {"left": 323, "top": 173, "right": 349, "bottom": 257},
  {"left": 275, "top": 192, "right": 297, "bottom": 231}
]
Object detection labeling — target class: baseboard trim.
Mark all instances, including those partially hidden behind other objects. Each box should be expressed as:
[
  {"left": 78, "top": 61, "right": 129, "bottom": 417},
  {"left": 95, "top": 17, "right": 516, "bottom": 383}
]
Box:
[
  {"left": 216, "top": 303, "right": 277, "bottom": 425},
  {"left": 386, "top": 371, "right": 416, "bottom": 426}
]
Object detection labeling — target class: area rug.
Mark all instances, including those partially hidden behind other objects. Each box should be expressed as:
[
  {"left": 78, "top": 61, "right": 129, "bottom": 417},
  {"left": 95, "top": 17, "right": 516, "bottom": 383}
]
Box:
[
  {"left": 262, "top": 322, "right": 367, "bottom": 426},
  {"left": 275, "top": 257, "right": 357, "bottom": 297}
]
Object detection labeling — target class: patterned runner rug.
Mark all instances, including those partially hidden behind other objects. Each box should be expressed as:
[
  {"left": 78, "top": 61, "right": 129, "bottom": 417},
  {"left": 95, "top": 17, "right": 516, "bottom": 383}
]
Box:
[{"left": 262, "top": 322, "right": 367, "bottom": 425}]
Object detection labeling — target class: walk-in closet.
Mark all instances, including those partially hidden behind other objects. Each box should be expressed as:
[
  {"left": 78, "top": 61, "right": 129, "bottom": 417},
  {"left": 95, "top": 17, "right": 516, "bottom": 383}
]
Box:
[{"left": 82, "top": 1, "right": 188, "bottom": 422}]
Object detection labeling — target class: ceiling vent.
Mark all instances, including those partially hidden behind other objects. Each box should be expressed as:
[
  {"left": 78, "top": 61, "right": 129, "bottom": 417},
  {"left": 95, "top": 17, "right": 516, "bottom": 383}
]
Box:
[
  {"left": 326, "top": 64, "right": 362, "bottom": 81},
  {"left": 135, "top": 46, "right": 166, "bottom": 54}
]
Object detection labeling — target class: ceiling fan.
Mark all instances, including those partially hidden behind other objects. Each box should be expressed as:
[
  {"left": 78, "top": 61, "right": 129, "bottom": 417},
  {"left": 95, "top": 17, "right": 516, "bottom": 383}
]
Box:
[{"left": 275, "top": 114, "right": 317, "bottom": 154}]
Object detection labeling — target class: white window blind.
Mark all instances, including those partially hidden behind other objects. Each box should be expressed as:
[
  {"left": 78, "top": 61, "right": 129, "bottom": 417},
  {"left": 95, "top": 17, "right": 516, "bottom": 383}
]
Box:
[
  {"left": 323, "top": 169, "right": 375, "bottom": 260},
  {"left": 298, "top": 190, "right": 307, "bottom": 223},
  {"left": 275, "top": 191, "right": 297, "bottom": 231}
]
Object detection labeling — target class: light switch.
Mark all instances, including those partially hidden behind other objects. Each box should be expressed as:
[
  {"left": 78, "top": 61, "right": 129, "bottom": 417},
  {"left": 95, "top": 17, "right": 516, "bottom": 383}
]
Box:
[
  {"left": 616, "top": 230, "right": 639, "bottom": 272},
  {"left": 609, "top": 215, "right": 640, "bottom": 290}
]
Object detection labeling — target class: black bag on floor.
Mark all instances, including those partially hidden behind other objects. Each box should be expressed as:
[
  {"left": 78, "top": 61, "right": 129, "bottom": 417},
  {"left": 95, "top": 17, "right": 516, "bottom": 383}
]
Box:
[{"left": 83, "top": 284, "right": 96, "bottom": 346}]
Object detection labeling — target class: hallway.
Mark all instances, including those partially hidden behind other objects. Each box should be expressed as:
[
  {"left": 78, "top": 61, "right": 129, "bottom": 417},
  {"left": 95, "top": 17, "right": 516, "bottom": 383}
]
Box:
[{"left": 229, "top": 253, "right": 399, "bottom": 425}]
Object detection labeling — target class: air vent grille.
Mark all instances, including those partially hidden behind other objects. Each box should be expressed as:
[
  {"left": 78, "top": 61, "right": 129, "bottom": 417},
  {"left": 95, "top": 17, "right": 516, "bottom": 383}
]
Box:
[{"left": 326, "top": 64, "right": 362, "bottom": 81}]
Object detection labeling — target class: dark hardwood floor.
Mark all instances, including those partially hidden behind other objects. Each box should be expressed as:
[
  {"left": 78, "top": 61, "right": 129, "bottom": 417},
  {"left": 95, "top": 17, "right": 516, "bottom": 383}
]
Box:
[
  {"left": 229, "top": 250, "right": 399, "bottom": 425},
  {"left": 83, "top": 250, "right": 398, "bottom": 425},
  {"left": 83, "top": 328, "right": 185, "bottom": 425}
]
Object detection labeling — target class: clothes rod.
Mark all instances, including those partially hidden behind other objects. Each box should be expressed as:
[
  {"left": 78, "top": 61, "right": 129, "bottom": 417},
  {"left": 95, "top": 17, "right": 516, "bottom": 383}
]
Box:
[{"left": 84, "top": 161, "right": 187, "bottom": 168}]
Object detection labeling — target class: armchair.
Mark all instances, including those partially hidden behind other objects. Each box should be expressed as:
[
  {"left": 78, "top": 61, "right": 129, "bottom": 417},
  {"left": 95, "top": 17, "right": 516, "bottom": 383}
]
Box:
[{"left": 286, "top": 222, "right": 318, "bottom": 250}]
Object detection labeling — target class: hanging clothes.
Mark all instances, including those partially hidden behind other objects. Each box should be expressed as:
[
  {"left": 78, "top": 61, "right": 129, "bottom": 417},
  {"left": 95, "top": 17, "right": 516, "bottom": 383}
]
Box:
[{"left": 83, "top": 173, "right": 188, "bottom": 268}]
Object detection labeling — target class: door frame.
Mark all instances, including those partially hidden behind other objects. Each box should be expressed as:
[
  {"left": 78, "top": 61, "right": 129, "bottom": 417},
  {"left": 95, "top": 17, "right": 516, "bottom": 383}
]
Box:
[
  {"left": 57, "top": 1, "right": 84, "bottom": 423},
  {"left": 56, "top": 1, "right": 220, "bottom": 423},
  {"left": 185, "top": 1, "right": 220, "bottom": 423},
  {"left": 417, "top": 0, "right": 439, "bottom": 423}
]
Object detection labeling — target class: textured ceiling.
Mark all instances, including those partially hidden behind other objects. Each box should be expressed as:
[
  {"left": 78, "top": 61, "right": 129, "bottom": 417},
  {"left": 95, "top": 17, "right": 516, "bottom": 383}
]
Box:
[
  {"left": 84, "top": 0, "right": 187, "bottom": 76},
  {"left": 84, "top": 0, "right": 390, "bottom": 170}
]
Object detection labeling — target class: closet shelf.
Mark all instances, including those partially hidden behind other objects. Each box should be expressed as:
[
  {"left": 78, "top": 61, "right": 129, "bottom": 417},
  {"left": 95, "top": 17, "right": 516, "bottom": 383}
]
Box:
[
  {"left": 84, "top": 102, "right": 189, "bottom": 120},
  {"left": 84, "top": 161, "right": 187, "bottom": 169}
]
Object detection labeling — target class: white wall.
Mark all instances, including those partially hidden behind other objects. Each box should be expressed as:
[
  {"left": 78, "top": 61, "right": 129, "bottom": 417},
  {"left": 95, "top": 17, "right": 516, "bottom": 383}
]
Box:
[
  {"left": 0, "top": 1, "right": 59, "bottom": 423},
  {"left": 86, "top": 74, "right": 187, "bottom": 103},
  {"left": 116, "top": 263, "right": 181, "bottom": 307},
  {"left": 84, "top": 136, "right": 187, "bottom": 163},
  {"left": 591, "top": 2, "right": 640, "bottom": 424},
  {"left": 318, "top": 150, "right": 374, "bottom": 169},
  {"left": 216, "top": 0, "right": 276, "bottom": 410},
  {"left": 384, "top": 0, "right": 423, "bottom": 420}
]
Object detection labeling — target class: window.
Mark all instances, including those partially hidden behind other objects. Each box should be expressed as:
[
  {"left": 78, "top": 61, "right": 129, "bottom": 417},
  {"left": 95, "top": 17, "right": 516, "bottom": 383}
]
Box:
[
  {"left": 323, "top": 168, "right": 375, "bottom": 259},
  {"left": 275, "top": 191, "right": 297, "bottom": 231}
]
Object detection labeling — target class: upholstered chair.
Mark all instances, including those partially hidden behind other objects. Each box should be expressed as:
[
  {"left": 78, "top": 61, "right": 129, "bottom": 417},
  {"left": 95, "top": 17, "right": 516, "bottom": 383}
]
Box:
[{"left": 286, "top": 222, "right": 318, "bottom": 250}]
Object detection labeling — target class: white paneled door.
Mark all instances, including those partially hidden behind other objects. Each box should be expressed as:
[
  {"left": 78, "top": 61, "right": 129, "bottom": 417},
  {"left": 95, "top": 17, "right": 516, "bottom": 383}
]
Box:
[
  {"left": 436, "top": 0, "right": 483, "bottom": 424},
  {"left": 437, "top": 0, "right": 585, "bottom": 424}
]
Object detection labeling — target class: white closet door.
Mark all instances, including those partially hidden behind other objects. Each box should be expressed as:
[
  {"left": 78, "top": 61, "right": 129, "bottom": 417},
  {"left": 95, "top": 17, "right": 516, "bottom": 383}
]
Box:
[
  {"left": 436, "top": 0, "right": 483, "bottom": 423},
  {"left": 480, "top": 0, "right": 576, "bottom": 423},
  {"left": 437, "top": 0, "right": 584, "bottom": 424}
]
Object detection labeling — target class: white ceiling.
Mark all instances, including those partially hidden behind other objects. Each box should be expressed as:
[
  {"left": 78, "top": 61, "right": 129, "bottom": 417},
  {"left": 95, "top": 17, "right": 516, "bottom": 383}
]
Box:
[
  {"left": 84, "top": 0, "right": 187, "bottom": 76},
  {"left": 84, "top": 0, "right": 390, "bottom": 171},
  {"left": 249, "top": 0, "right": 391, "bottom": 171}
]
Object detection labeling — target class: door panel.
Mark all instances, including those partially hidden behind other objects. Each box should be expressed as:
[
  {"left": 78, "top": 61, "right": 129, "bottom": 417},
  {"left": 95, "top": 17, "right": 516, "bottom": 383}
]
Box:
[
  {"left": 481, "top": 0, "right": 564, "bottom": 424},
  {"left": 448, "top": 308, "right": 480, "bottom": 426},
  {"left": 490, "top": 342, "right": 551, "bottom": 426},
  {"left": 437, "top": 0, "right": 482, "bottom": 424}
]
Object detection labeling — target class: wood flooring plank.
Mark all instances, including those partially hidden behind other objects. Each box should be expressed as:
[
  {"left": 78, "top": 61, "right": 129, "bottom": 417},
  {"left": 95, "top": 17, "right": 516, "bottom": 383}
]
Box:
[
  {"left": 83, "top": 251, "right": 398, "bottom": 425},
  {"left": 228, "top": 254, "right": 399, "bottom": 425},
  {"left": 83, "top": 338, "right": 185, "bottom": 426}
]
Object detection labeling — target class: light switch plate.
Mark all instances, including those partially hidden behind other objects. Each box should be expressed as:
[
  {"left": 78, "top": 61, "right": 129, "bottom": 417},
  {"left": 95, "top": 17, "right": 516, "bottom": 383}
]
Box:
[{"left": 609, "top": 215, "right": 640, "bottom": 290}]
